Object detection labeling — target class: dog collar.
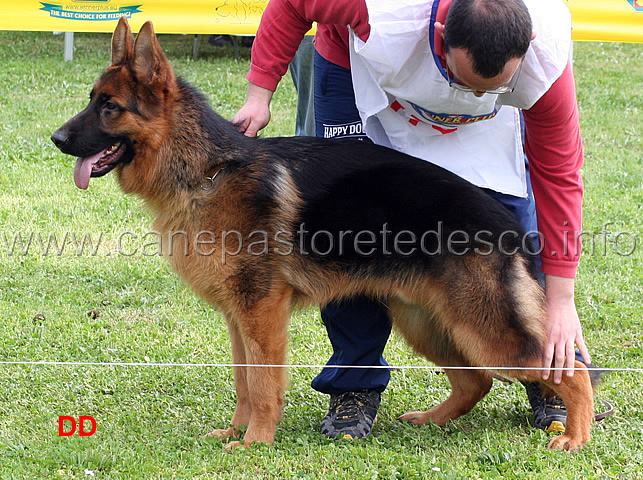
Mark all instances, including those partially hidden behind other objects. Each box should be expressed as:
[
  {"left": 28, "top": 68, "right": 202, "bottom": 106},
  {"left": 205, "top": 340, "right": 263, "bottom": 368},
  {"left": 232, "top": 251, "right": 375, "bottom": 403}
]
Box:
[{"left": 200, "top": 166, "right": 226, "bottom": 191}]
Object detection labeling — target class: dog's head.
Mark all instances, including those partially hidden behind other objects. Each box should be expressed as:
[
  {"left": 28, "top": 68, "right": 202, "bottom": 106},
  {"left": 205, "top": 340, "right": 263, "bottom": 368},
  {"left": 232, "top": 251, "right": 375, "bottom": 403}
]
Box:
[{"left": 51, "top": 17, "right": 176, "bottom": 190}]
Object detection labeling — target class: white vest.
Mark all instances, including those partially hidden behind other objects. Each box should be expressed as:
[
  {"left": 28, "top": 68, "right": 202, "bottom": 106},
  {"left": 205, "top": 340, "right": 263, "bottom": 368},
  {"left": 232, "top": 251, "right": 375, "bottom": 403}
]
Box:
[{"left": 348, "top": 0, "right": 572, "bottom": 197}]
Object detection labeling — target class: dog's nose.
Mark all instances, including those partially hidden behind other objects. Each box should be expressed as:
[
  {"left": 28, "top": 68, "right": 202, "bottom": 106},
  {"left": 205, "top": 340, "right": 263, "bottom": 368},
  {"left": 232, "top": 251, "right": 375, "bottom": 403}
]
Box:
[{"left": 51, "top": 129, "right": 69, "bottom": 150}]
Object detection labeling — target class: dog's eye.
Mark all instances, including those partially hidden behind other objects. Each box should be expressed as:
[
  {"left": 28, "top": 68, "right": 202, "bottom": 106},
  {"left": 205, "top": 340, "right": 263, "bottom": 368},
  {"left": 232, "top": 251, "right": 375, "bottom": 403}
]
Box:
[{"left": 104, "top": 101, "right": 120, "bottom": 112}]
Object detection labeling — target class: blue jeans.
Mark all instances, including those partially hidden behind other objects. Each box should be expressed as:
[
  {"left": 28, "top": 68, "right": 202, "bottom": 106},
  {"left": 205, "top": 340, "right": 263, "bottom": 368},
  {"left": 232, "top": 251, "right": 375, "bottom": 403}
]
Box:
[
  {"left": 310, "top": 52, "right": 542, "bottom": 395},
  {"left": 289, "top": 36, "right": 316, "bottom": 137}
]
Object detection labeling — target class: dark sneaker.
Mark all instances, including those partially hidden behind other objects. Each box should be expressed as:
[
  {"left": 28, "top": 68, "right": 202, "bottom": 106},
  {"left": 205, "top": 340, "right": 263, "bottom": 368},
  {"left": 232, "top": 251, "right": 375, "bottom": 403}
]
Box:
[
  {"left": 524, "top": 382, "right": 567, "bottom": 433},
  {"left": 320, "top": 390, "right": 380, "bottom": 439}
]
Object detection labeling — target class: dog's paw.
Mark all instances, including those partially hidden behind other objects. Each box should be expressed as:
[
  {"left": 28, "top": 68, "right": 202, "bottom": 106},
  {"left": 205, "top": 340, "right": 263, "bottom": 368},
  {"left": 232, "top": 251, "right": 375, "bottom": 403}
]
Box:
[
  {"left": 203, "top": 427, "right": 237, "bottom": 439},
  {"left": 398, "top": 410, "right": 431, "bottom": 426},
  {"left": 547, "top": 434, "right": 588, "bottom": 451},
  {"left": 224, "top": 440, "right": 248, "bottom": 451}
]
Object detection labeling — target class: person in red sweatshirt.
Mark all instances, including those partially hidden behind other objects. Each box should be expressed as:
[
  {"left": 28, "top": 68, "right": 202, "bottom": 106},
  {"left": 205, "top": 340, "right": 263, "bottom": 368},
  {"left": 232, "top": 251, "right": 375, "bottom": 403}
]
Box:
[{"left": 234, "top": 0, "right": 591, "bottom": 439}]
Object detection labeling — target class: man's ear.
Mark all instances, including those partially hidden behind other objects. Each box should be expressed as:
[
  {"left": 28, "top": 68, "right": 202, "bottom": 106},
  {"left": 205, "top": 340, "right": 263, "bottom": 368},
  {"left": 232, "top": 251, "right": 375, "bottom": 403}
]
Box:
[
  {"left": 111, "top": 16, "right": 133, "bottom": 65},
  {"left": 531, "top": 31, "right": 537, "bottom": 41},
  {"left": 434, "top": 22, "right": 446, "bottom": 39}
]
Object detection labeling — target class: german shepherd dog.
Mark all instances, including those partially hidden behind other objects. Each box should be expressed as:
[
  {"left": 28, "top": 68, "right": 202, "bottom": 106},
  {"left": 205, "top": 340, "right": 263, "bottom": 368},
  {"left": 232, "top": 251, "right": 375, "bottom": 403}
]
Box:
[{"left": 52, "top": 18, "right": 594, "bottom": 450}]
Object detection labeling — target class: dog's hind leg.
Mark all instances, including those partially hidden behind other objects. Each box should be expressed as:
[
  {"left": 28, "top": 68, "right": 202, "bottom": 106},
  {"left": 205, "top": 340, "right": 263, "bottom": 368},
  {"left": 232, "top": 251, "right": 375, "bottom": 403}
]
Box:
[
  {"left": 389, "top": 297, "right": 493, "bottom": 426},
  {"left": 398, "top": 368, "right": 493, "bottom": 426},
  {"left": 513, "top": 361, "right": 594, "bottom": 450}
]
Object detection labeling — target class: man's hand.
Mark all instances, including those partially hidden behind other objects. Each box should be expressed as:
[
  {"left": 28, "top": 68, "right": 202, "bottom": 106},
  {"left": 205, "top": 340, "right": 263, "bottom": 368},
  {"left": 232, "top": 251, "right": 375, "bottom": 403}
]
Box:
[
  {"left": 232, "top": 83, "right": 274, "bottom": 137},
  {"left": 542, "top": 275, "right": 591, "bottom": 384}
]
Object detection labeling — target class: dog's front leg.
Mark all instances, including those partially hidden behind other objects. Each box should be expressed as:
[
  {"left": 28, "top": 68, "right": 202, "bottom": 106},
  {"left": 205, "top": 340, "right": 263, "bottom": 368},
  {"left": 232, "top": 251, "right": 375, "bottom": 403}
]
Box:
[
  {"left": 204, "top": 317, "right": 251, "bottom": 442},
  {"left": 224, "top": 286, "right": 292, "bottom": 449}
]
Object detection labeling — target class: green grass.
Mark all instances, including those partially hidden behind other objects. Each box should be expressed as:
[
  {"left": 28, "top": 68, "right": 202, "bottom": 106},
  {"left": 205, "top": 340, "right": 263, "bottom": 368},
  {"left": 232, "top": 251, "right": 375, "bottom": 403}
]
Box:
[{"left": 0, "top": 31, "right": 641, "bottom": 479}]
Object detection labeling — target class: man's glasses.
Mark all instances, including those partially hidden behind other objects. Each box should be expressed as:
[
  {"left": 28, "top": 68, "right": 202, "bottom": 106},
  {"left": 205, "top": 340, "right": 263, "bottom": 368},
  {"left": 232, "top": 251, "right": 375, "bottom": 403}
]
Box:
[{"left": 446, "top": 59, "right": 523, "bottom": 95}]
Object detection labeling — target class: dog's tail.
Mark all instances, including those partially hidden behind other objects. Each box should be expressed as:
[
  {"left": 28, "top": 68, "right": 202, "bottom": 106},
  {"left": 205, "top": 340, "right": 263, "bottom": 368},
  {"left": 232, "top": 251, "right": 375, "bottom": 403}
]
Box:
[{"left": 576, "top": 351, "right": 604, "bottom": 390}]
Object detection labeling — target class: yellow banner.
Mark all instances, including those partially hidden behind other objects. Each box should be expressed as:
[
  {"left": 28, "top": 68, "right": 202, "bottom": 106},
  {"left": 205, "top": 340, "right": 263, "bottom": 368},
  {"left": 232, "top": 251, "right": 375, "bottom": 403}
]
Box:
[
  {"left": 0, "top": 1, "right": 270, "bottom": 35},
  {"left": 566, "top": 0, "right": 643, "bottom": 42},
  {"left": 0, "top": 0, "right": 641, "bottom": 42}
]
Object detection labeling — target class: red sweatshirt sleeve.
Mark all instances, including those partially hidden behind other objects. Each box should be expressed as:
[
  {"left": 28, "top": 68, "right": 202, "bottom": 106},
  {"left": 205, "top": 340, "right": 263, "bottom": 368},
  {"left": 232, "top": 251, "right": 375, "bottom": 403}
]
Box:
[
  {"left": 247, "top": 0, "right": 369, "bottom": 91},
  {"left": 523, "top": 61, "right": 584, "bottom": 278}
]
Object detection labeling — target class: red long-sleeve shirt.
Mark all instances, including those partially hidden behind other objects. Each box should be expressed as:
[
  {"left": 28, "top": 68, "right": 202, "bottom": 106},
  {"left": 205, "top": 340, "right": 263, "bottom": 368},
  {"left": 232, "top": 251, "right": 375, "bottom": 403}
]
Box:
[{"left": 247, "top": 0, "right": 584, "bottom": 278}]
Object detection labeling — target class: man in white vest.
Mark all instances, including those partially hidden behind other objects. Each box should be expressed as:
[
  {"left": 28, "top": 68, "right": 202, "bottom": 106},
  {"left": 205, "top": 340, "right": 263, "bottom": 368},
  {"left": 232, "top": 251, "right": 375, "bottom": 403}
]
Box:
[{"left": 234, "top": 0, "right": 592, "bottom": 440}]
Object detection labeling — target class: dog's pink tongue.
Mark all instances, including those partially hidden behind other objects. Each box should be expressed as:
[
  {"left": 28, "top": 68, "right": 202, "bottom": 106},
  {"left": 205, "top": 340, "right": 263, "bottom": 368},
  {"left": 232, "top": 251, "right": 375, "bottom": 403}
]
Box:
[{"left": 74, "top": 153, "right": 101, "bottom": 190}]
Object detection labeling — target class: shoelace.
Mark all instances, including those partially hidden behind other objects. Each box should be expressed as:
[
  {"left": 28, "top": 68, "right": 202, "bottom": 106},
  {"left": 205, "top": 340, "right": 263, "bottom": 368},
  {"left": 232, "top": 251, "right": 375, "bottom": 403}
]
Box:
[
  {"left": 331, "top": 392, "right": 366, "bottom": 418},
  {"left": 546, "top": 396, "right": 565, "bottom": 408}
]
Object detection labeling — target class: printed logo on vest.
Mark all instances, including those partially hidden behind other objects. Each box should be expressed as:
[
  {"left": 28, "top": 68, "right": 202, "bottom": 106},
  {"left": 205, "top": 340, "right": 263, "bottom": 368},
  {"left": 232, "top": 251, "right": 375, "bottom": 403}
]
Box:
[{"left": 391, "top": 100, "right": 499, "bottom": 128}]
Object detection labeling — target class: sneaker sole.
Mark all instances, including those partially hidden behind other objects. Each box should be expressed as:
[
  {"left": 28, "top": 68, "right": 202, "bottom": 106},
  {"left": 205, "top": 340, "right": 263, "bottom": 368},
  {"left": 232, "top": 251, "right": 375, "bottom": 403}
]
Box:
[{"left": 547, "top": 421, "right": 566, "bottom": 434}]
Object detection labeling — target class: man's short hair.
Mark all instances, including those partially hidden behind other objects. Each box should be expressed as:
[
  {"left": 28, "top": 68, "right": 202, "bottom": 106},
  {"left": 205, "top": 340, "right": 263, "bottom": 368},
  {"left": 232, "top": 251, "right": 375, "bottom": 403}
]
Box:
[{"left": 444, "top": 0, "right": 533, "bottom": 78}]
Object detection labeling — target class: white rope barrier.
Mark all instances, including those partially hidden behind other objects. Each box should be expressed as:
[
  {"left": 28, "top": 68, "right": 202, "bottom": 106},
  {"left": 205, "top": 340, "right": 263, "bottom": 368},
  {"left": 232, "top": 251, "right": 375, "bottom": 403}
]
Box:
[{"left": 0, "top": 360, "right": 640, "bottom": 372}]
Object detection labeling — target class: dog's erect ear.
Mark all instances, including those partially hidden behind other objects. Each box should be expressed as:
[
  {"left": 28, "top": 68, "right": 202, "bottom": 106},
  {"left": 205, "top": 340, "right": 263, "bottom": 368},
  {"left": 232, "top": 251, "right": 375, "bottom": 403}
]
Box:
[
  {"left": 111, "top": 16, "right": 133, "bottom": 65},
  {"left": 132, "top": 21, "right": 175, "bottom": 87}
]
